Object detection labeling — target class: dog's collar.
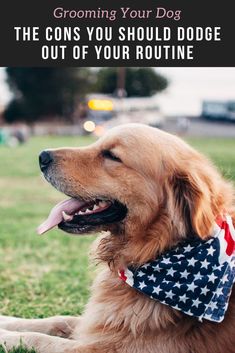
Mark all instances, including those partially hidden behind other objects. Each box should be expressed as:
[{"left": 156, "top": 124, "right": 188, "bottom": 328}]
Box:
[{"left": 119, "top": 215, "right": 235, "bottom": 323}]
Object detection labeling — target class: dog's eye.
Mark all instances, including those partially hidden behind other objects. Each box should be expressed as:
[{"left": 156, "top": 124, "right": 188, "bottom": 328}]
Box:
[{"left": 102, "top": 150, "right": 122, "bottom": 163}]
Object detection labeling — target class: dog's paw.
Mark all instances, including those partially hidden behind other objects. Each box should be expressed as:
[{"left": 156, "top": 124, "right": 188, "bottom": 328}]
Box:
[
  {"left": 0, "top": 329, "right": 14, "bottom": 353},
  {"left": 0, "top": 338, "right": 7, "bottom": 353},
  {"left": 48, "top": 316, "right": 80, "bottom": 338}
]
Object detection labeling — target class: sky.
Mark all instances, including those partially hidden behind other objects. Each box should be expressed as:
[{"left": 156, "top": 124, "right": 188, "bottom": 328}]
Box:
[
  {"left": 0, "top": 68, "right": 11, "bottom": 110},
  {"left": 156, "top": 68, "right": 235, "bottom": 116},
  {"left": 1, "top": 67, "right": 235, "bottom": 116}
]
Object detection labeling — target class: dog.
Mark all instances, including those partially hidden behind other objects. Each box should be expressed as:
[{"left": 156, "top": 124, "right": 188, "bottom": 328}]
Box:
[{"left": 0, "top": 123, "right": 235, "bottom": 353}]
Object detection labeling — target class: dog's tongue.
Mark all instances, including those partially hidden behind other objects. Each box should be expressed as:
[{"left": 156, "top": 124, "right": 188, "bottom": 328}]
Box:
[{"left": 37, "top": 198, "right": 85, "bottom": 235}]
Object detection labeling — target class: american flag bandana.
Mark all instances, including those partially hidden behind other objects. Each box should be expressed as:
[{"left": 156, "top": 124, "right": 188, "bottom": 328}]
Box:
[{"left": 119, "top": 215, "right": 235, "bottom": 322}]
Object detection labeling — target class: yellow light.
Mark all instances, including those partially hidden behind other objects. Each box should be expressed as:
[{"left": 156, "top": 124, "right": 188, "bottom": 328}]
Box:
[
  {"left": 83, "top": 120, "right": 96, "bottom": 132},
  {"left": 88, "top": 99, "right": 113, "bottom": 111}
]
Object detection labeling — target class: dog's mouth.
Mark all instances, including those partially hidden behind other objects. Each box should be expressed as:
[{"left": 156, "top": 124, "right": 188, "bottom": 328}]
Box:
[{"left": 37, "top": 197, "right": 127, "bottom": 235}]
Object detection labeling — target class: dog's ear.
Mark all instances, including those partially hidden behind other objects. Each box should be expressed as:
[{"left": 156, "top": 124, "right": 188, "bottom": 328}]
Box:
[{"left": 171, "top": 168, "right": 221, "bottom": 238}]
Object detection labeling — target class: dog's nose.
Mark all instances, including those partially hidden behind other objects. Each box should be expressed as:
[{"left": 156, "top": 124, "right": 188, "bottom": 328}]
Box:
[{"left": 39, "top": 150, "right": 53, "bottom": 172}]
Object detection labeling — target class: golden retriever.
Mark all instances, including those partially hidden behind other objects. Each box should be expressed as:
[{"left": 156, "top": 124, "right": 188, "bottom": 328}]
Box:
[{"left": 0, "top": 123, "right": 235, "bottom": 353}]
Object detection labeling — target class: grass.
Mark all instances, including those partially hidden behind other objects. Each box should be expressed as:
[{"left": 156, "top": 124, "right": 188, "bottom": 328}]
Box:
[
  {"left": 0, "top": 345, "right": 36, "bottom": 353},
  {"left": 185, "top": 138, "right": 235, "bottom": 180},
  {"left": 0, "top": 135, "right": 235, "bottom": 352}
]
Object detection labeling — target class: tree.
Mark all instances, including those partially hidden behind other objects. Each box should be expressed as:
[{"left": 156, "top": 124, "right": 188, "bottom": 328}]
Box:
[
  {"left": 95, "top": 68, "right": 168, "bottom": 97},
  {"left": 4, "top": 68, "right": 94, "bottom": 123}
]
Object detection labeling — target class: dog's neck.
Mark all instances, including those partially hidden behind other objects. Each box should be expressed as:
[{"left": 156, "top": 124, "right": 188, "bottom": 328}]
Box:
[{"left": 85, "top": 266, "right": 181, "bottom": 336}]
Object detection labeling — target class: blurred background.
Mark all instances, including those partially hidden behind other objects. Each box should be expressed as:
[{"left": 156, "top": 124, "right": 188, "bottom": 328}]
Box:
[
  {"left": 0, "top": 67, "right": 235, "bottom": 321},
  {"left": 1, "top": 67, "right": 235, "bottom": 145}
]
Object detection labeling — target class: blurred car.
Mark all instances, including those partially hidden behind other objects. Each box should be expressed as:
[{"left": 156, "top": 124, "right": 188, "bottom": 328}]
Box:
[
  {"left": 202, "top": 100, "right": 235, "bottom": 121},
  {"left": 81, "top": 96, "right": 114, "bottom": 135},
  {"left": 81, "top": 94, "right": 165, "bottom": 136}
]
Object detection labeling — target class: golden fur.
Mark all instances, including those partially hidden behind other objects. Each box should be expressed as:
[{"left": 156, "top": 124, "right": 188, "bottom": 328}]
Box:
[{"left": 0, "top": 124, "right": 235, "bottom": 353}]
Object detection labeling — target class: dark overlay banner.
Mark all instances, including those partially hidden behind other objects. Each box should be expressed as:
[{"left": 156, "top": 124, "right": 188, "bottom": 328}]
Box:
[{"left": 0, "top": 0, "right": 234, "bottom": 67}]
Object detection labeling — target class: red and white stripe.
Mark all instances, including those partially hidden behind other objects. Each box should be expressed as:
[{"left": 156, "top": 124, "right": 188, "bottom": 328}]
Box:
[{"left": 214, "top": 215, "right": 235, "bottom": 263}]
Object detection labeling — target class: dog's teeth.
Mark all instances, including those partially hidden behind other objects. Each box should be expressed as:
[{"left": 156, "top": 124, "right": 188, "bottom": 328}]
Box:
[
  {"left": 77, "top": 201, "right": 110, "bottom": 216},
  {"left": 62, "top": 211, "right": 73, "bottom": 222}
]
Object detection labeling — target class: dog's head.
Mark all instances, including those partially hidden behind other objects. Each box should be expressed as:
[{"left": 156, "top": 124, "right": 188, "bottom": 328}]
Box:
[{"left": 38, "top": 124, "right": 234, "bottom": 268}]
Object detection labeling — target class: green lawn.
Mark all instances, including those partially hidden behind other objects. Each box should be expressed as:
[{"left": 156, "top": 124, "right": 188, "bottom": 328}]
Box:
[{"left": 0, "top": 135, "right": 235, "bottom": 352}]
